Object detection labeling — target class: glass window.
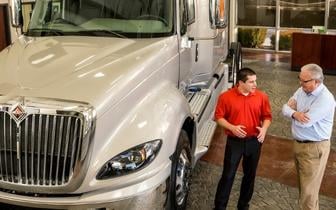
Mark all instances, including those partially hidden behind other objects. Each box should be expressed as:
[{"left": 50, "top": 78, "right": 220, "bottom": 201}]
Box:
[
  {"left": 237, "top": 0, "right": 276, "bottom": 26},
  {"left": 238, "top": 27, "right": 273, "bottom": 49},
  {"left": 264, "top": 28, "right": 275, "bottom": 50},
  {"left": 329, "top": 0, "right": 336, "bottom": 29},
  {"left": 280, "top": 0, "right": 325, "bottom": 28},
  {"left": 22, "top": 2, "right": 35, "bottom": 33},
  {"left": 27, "top": 0, "right": 174, "bottom": 38},
  {"left": 278, "top": 29, "right": 303, "bottom": 51},
  {"left": 327, "top": 30, "right": 336, "bottom": 34}
]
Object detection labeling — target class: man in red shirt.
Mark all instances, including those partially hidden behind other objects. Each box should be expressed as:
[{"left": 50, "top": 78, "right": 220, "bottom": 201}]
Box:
[{"left": 213, "top": 68, "right": 272, "bottom": 210}]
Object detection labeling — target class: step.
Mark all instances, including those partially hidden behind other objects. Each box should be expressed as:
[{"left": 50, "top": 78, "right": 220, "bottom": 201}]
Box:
[
  {"left": 199, "top": 120, "right": 217, "bottom": 147},
  {"left": 193, "top": 120, "right": 217, "bottom": 162},
  {"left": 194, "top": 145, "right": 208, "bottom": 162},
  {"left": 189, "top": 89, "right": 211, "bottom": 118}
]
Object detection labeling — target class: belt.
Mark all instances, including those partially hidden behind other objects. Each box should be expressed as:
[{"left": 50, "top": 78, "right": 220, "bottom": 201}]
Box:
[
  {"left": 228, "top": 136, "right": 257, "bottom": 141},
  {"left": 295, "top": 139, "right": 328, "bottom": 144}
]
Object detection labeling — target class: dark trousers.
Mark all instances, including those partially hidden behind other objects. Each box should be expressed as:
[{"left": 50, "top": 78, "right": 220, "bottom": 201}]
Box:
[{"left": 214, "top": 136, "right": 262, "bottom": 210}]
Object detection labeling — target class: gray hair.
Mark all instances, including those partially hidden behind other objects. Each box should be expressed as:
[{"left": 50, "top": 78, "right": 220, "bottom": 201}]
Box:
[{"left": 301, "top": 63, "right": 324, "bottom": 83}]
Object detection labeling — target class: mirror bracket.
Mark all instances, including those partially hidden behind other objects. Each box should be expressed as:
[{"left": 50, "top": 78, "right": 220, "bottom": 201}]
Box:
[{"left": 9, "top": 0, "right": 23, "bottom": 28}]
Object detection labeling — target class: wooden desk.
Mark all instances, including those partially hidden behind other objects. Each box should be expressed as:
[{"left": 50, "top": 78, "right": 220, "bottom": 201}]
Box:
[{"left": 291, "top": 33, "right": 336, "bottom": 74}]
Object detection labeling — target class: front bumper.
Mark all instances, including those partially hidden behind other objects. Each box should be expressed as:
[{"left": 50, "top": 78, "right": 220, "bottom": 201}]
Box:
[
  {"left": 0, "top": 181, "right": 167, "bottom": 210},
  {"left": 0, "top": 163, "right": 170, "bottom": 210}
]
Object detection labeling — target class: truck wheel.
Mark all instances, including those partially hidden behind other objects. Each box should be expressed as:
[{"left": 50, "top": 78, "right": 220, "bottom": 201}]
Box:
[{"left": 168, "top": 131, "right": 192, "bottom": 210}]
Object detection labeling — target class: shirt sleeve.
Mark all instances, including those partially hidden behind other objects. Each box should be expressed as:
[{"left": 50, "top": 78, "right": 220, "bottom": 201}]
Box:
[
  {"left": 262, "top": 94, "right": 272, "bottom": 121},
  {"left": 214, "top": 94, "right": 226, "bottom": 121},
  {"left": 294, "top": 92, "right": 336, "bottom": 128},
  {"left": 282, "top": 102, "right": 295, "bottom": 119},
  {"left": 282, "top": 89, "right": 299, "bottom": 118}
]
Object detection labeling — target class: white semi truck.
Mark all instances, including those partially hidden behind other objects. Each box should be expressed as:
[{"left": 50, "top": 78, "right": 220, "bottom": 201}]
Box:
[{"left": 0, "top": 0, "right": 242, "bottom": 209}]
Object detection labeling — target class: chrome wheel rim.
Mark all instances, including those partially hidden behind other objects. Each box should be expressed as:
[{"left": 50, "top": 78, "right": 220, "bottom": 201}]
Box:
[{"left": 175, "top": 148, "right": 191, "bottom": 205}]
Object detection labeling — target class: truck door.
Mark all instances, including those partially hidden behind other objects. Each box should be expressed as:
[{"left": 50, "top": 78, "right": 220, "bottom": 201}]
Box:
[{"left": 178, "top": 0, "right": 195, "bottom": 93}]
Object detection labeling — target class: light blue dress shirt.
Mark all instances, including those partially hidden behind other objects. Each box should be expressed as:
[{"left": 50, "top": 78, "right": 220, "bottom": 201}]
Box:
[{"left": 282, "top": 83, "right": 336, "bottom": 141}]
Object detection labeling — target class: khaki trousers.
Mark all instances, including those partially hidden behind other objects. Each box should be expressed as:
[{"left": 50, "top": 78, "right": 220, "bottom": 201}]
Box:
[{"left": 293, "top": 140, "right": 330, "bottom": 210}]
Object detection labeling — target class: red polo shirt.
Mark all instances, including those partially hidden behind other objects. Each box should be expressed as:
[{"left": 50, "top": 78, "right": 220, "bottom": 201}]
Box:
[{"left": 214, "top": 86, "right": 272, "bottom": 137}]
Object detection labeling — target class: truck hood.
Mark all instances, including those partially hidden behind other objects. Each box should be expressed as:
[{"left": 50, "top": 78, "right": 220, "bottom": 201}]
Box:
[{"left": 0, "top": 35, "right": 176, "bottom": 116}]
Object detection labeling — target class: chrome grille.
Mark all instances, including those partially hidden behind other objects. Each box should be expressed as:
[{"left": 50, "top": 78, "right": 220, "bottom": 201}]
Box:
[{"left": 0, "top": 112, "right": 83, "bottom": 186}]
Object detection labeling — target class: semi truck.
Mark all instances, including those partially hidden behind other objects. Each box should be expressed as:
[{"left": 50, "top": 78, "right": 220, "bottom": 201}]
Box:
[{"left": 0, "top": 0, "right": 242, "bottom": 209}]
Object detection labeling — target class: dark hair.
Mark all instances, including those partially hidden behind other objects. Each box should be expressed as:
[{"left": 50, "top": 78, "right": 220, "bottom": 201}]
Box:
[{"left": 237, "top": 67, "right": 256, "bottom": 83}]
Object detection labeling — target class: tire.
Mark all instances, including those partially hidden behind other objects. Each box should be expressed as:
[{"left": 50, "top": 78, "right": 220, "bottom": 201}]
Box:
[{"left": 168, "top": 131, "right": 192, "bottom": 210}]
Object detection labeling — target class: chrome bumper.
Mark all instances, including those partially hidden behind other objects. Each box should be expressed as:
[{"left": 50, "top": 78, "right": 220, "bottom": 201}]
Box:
[{"left": 0, "top": 179, "right": 168, "bottom": 210}]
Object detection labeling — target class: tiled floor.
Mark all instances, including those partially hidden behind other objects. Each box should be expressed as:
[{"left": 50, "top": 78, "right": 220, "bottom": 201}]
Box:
[
  {"left": 187, "top": 50, "right": 336, "bottom": 209},
  {"left": 202, "top": 129, "right": 336, "bottom": 199},
  {"left": 243, "top": 50, "right": 291, "bottom": 63}
]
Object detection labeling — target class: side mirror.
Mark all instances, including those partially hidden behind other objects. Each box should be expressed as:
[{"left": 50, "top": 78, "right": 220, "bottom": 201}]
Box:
[
  {"left": 9, "top": 0, "right": 23, "bottom": 28},
  {"left": 210, "top": 0, "right": 228, "bottom": 29}
]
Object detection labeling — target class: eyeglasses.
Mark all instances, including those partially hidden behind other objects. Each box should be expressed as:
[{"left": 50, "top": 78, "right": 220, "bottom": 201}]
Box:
[{"left": 298, "top": 76, "right": 314, "bottom": 84}]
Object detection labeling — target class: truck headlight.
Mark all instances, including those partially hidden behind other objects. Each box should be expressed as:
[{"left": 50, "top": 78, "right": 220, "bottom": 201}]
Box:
[{"left": 96, "top": 139, "right": 162, "bottom": 180}]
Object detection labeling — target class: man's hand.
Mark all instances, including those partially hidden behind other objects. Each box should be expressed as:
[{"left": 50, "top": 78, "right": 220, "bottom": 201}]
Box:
[
  {"left": 230, "top": 125, "right": 247, "bottom": 138},
  {"left": 256, "top": 126, "right": 266, "bottom": 143},
  {"left": 292, "top": 111, "right": 310, "bottom": 123},
  {"left": 287, "top": 98, "right": 297, "bottom": 110},
  {"left": 216, "top": 118, "right": 247, "bottom": 138}
]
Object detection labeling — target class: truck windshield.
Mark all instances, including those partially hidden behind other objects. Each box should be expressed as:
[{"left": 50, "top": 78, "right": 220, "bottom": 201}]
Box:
[{"left": 26, "top": 0, "right": 174, "bottom": 38}]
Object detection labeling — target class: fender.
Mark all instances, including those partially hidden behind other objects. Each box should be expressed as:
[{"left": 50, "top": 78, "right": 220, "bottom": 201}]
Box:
[{"left": 74, "top": 81, "right": 193, "bottom": 194}]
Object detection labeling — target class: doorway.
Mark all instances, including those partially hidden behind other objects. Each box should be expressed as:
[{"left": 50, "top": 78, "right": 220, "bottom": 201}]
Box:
[{"left": 0, "top": 5, "right": 11, "bottom": 51}]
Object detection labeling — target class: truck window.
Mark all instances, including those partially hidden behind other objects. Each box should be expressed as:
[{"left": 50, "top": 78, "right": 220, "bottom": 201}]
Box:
[{"left": 26, "top": 0, "right": 174, "bottom": 38}]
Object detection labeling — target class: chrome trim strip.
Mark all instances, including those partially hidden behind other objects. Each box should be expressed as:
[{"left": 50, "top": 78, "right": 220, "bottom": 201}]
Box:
[
  {"left": 0, "top": 113, "right": 3, "bottom": 179},
  {"left": 31, "top": 114, "right": 35, "bottom": 184},
  {"left": 9, "top": 117, "right": 13, "bottom": 182},
  {"left": 62, "top": 117, "right": 71, "bottom": 185},
  {"left": 43, "top": 116, "right": 49, "bottom": 185},
  {"left": 55, "top": 116, "right": 64, "bottom": 185},
  {"left": 4, "top": 115, "right": 8, "bottom": 181},
  {"left": 16, "top": 124, "right": 21, "bottom": 183},
  {"left": 37, "top": 115, "right": 42, "bottom": 183},
  {"left": 69, "top": 119, "right": 79, "bottom": 178},
  {"left": 24, "top": 120, "right": 28, "bottom": 184}
]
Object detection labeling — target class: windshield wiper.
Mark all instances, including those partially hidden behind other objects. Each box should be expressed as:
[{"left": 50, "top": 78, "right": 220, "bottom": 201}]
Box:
[
  {"left": 78, "top": 30, "right": 127, "bottom": 38},
  {"left": 27, "top": 28, "right": 65, "bottom": 36}
]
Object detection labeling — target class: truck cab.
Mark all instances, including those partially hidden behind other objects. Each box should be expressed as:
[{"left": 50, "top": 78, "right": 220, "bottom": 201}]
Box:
[{"left": 0, "top": 0, "right": 241, "bottom": 209}]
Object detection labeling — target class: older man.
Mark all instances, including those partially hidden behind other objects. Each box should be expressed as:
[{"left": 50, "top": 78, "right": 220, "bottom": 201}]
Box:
[{"left": 282, "top": 63, "right": 335, "bottom": 210}]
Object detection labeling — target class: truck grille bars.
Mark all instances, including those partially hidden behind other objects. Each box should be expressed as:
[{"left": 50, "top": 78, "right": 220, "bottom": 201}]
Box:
[
  {"left": 0, "top": 112, "right": 83, "bottom": 187},
  {"left": 0, "top": 98, "right": 95, "bottom": 193}
]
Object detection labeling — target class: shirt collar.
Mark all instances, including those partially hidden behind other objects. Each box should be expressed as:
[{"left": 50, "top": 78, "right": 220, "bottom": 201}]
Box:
[
  {"left": 310, "top": 83, "right": 325, "bottom": 96},
  {"left": 234, "top": 85, "right": 256, "bottom": 96}
]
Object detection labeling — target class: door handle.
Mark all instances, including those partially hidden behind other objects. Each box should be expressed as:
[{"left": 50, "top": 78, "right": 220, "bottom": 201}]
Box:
[{"left": 195, "top": 43, "right": 199, "bottom": 62}]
